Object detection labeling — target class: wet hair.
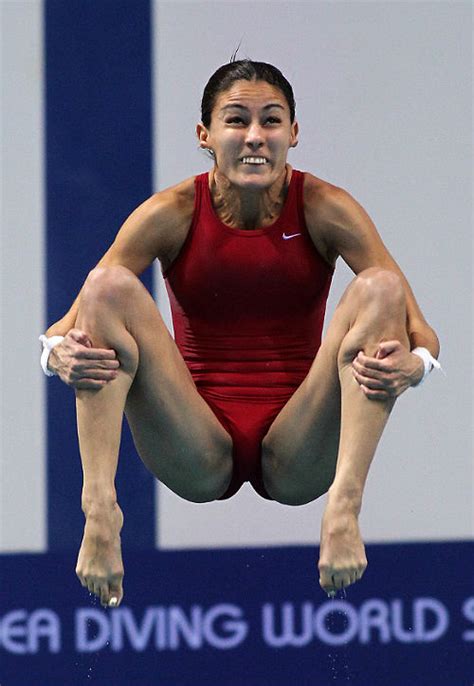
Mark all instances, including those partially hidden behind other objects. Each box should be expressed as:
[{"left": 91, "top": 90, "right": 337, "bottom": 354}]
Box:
[{"left": 201, "top": 59, "right": 296, "bottom": 127}]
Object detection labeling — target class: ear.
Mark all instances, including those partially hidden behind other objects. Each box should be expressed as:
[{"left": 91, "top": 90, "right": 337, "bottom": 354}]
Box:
[
  {"left": 290, "top": 121, "right": 299, "bottom": 148},
  {"left": 196, "top": 123, "right": 211, "bottom": 150}
]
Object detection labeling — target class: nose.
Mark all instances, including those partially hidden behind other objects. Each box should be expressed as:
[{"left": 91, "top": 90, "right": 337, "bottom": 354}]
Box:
[{"left": 245, "top": 122, "right": 264, "bottom": 149}]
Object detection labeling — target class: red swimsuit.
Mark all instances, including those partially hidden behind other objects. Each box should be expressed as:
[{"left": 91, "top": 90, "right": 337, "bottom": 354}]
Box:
[{"left": 164, "top": 170, "right": 334, "bottom": 499}]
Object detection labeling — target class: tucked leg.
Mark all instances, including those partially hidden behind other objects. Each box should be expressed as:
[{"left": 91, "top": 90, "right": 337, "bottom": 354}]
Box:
[
  {"left": 74, "top": 266, "right": 232, "bottom": 606},
  {"left": 261, "top": 268, "right": 409, "bottom": 592}
]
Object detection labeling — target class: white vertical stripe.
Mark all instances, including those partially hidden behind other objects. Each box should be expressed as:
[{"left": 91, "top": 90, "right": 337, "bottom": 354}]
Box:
[
  {"left": 151, "top": 1, "right": 326, "bottom": 550},
  {"left": 0, "top": 0, "right": 46, "bottom": 551},
  {"left": 152, "top": 1, "right": 472, "bottom": 549},
  {"left": 151, "top": 0, "right": 174, "bottom": 549}
]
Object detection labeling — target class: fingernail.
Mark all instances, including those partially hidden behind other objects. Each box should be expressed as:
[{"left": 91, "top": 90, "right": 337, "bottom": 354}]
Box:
[{"left": 109, "top": 597, "right": 118, "bottom": 607}]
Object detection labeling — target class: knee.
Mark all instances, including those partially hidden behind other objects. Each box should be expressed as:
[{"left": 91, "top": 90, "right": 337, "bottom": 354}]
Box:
[
  {"left": 81, "top": 265, "right": 142, "bottom": 313},
  {"left": 352, "top": 268, "right": 405, "bottom": 311},
  {"left": 338, "top": 268, "right": 408, "bottom": 365}
]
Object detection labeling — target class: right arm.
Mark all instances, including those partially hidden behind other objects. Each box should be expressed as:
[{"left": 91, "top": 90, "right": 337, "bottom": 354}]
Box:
[{"left": 44, "top": 178, "right": 195, "bottom": 383}]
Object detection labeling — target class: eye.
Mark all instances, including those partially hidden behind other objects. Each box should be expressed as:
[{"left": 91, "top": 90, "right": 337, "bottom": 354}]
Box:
[
  {"left": 265, "top": 117, "right": 281, "bottom": 125},
  {"left": 226, "top": 116, "right": 245, "bottom": 125}
]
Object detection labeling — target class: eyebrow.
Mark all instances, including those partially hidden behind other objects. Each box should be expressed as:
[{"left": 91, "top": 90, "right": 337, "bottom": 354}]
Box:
[{"left": 220, "top": 103, "right": 285, "bottom": 112}]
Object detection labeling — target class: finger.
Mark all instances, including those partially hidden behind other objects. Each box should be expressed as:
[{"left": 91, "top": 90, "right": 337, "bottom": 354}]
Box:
[
  {"left": 376, "top": 340, "right": 400, "bottom": 359},
  {"left": 74, "top": 348, "right": 118, "bottom": 361},
  {"left": 72, "top": 379, "right": 111, "bottom": 390},
  {"left": 68, "top": 329, "right": 93, "bottom": 347},
  {"left": 360, "top": 384, "right": 391, "bottom": 400},
  {"left": 72, "top": 368, "right": 118, "bottom": 381},
  {"left": 356, "top": 353, "right": 390, "bottom": 372},
  {"left": 352, "top": 359, "right": 383, "bottom": 379},
  {"left": 353, "top": 354, "right": 394, "bottom": 376},
  {"left": 74, "top": 359, "right": 120, "bottom": 371},
  {"left": 360, "top": 385, "right": 390, "bottom": 400},
  {"left": 95, "top": 359, "right": 120, "bottom": 370},
  {"left": 353, "top": 370, "right": 386, "bottom": 389}
]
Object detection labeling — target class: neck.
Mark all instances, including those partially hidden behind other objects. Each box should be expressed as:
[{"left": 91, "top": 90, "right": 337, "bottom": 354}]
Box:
[{"left": 209, "top": 165, "right": 291, "bottom": 230}]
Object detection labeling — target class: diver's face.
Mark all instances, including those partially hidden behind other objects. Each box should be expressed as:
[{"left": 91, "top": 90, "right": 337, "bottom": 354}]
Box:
[{"left": 197, "top": 80, "right": 298, "bottom": 189}]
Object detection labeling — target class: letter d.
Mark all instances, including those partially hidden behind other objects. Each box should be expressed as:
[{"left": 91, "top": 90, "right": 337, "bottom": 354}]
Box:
[
  {"left": 414, "top": 598, "right": 449, "bottom": 642},
  {"left": 75, "top": 609, "right": 110, "bottom": 652}
]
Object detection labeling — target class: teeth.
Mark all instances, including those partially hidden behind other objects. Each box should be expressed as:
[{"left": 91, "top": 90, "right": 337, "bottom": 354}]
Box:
[{"left": 241, "top": 157, "right": 267, "bottom": 164}]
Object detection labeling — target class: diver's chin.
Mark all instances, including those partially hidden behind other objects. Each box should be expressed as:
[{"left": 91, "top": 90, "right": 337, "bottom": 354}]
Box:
[{"left": 230, "top": 164, "right": 277, "bottom": 190}]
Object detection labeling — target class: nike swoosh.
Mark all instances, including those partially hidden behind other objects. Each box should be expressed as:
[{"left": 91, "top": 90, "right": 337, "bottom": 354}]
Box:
[{"left": 282, "top": 232, "right": 302, "bottom": 240}]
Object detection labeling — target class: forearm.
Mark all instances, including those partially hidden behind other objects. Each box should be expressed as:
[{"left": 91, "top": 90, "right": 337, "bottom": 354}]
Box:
[{"left": 408, "top": 322, "right": 440, "bottom": 359}]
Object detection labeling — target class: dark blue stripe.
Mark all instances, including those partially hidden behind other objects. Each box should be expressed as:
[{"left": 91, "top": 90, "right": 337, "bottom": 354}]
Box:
[{"left": 45, "top": 0, "right": 155, "bottom": 549}]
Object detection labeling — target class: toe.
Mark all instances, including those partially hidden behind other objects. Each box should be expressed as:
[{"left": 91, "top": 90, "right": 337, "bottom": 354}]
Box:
[
  {"left": 318, "top": 564, "right": 334, "bottom": 595},
  {"left": 100, "top": 584, "right": 111, "bottom": 608},
  {"left": 107, "top": 573, "right": 123, "bottom": 608}
]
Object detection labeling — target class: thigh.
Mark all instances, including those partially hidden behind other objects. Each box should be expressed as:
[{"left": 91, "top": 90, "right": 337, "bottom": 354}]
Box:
[
  {"left": 262, "top": 267, "right": 409, "bottom": 505},
  {"left": 261, "top": 320, "right": 343, "bottom": 504},
  {"left": 261, "top": 277, "right": 371, "bottom": 503},
  {"left": 127, "top": 337, "right": 233, "bottom": 500},
  {"left": 94, "top": 270, "right": 234, "bottom": 501}
]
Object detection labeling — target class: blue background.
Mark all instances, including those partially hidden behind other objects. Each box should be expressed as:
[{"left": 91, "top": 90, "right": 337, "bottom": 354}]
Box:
[{"left": 1, "top": 543, "right": 473, "bottom": 685}]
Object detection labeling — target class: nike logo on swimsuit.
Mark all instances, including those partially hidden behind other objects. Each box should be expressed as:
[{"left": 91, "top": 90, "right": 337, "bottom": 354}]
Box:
[{"left": 282, "top": 232, "right": 302, "bottom": 240}]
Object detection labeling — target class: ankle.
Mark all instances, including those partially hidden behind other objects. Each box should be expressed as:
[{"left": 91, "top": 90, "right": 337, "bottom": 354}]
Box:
[
  {"left": 327, "top": 485, "right": 362, "bottom": 516},
  {"left": 81, "top": 488, "right": 118, "bottom": 516}
]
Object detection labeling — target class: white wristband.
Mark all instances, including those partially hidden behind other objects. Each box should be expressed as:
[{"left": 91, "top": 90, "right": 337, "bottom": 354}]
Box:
[
  {"left": 39, "top": 335, "right": 64, "bottom": 377},
  {"left": 411, "top": 347, "right": 441, "bottom": 386}
]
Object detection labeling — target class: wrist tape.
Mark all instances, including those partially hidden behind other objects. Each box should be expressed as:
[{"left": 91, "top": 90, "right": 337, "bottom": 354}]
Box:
[
  {"left": 411, "top": 347, "right": 441, "bottom": 386},
  {"left": 39, "top": 335, "right": 65, "bottom": 377}
]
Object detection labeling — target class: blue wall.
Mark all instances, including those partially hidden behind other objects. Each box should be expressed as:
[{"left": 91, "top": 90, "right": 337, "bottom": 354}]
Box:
[
  {"left": 45, "top": 0, "right": 155, "bottom": 550},
  {"left": 1, "top": 543, "right": 473, "bottom": 685}
]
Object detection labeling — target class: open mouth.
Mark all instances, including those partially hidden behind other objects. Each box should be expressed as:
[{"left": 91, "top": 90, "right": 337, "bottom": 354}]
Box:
[{"left": 240, "top": 156, "right": 268, "bottom": 165}]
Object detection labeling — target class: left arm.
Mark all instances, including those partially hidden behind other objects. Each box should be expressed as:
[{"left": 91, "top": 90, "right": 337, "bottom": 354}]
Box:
[{"left": 305, "top": 176, "right": 440, "bottom": 396}]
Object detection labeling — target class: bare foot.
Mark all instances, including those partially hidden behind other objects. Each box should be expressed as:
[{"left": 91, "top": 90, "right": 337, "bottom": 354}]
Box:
[
  {"left": 318, "top": 502, "right": 368, "bottom": 596},
  {"left": 76, "top": 502, "right": 124, "bottom": 608}
]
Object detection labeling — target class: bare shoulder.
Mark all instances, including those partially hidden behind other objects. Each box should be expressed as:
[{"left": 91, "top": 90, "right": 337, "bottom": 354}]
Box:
[
  {"left": 145, "top": 176, "right": 196, "bottom": 264},
  {"left": 302, "top": 173, "right": 349, "bottom": 265},
  {"left": 302, "top": 172, "right": 375, "bottom": 265},
  {"left": 149, "top": 176, "right": 195, "bottom": 220},
  {"left": 104, "top": 176, "right": 197, "bottom": 275},
  {"left": 303, "top": 172, "right": 359, "bottom": 226}
]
